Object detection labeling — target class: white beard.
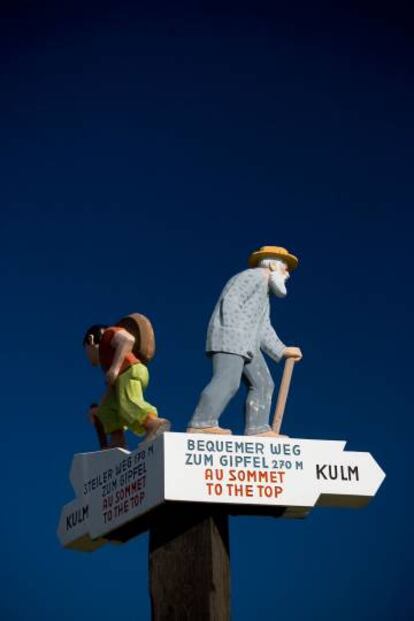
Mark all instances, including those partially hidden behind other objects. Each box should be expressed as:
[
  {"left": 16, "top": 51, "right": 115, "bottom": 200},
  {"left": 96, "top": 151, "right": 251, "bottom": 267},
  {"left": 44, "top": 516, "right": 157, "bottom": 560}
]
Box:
[{"left": 269, "top": 271, "right": 288, "bottom": 298}]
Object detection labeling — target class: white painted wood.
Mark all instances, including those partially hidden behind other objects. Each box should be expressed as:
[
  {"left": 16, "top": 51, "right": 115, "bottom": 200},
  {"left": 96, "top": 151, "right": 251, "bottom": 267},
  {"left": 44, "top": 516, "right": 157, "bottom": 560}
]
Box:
[{"left": 57, "top": 433, "right": 385, "bottom": 552}]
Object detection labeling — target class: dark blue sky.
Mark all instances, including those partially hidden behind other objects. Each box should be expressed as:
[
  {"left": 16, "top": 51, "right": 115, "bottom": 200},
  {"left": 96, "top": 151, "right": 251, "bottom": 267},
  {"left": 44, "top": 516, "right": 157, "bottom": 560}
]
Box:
[{"left": 1, "top": 2, "right": 413, "bottom": 619}]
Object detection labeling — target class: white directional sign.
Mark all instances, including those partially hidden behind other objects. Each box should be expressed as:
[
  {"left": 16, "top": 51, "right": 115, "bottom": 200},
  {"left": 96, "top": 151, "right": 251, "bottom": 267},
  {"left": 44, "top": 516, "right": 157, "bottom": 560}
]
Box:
[
  {"left": 58, "top": 440, "right": 165, "bottom": 551},
  {"left": 58, "top": 433, "right": 385, "bottom": 552}
]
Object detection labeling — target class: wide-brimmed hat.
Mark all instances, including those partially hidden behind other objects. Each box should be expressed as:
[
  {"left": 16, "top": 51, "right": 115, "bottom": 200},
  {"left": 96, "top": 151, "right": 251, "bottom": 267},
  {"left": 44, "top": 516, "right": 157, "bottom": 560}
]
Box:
[{"left": 248, "top": 245, "right": 299, "bottom": 271}]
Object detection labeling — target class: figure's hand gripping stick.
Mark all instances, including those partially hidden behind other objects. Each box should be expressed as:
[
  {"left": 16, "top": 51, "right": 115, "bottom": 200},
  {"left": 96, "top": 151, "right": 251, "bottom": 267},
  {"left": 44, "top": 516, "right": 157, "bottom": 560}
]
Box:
[{"left": 272, "top": 357, "right": 296, "bottom": 434}]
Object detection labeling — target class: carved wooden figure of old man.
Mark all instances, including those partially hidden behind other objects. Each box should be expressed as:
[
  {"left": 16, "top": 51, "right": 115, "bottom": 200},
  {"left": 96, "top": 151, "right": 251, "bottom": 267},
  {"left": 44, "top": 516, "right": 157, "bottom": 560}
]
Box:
[{"left": 187, "top": 246, "right": 302, "bottom": 437}]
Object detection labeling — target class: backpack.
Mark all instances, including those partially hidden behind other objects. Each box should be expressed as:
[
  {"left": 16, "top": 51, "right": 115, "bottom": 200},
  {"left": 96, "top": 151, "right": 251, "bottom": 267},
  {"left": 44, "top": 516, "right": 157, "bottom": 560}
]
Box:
[{"left": 115, "top": 313, "right": 156, "bottom": 364}]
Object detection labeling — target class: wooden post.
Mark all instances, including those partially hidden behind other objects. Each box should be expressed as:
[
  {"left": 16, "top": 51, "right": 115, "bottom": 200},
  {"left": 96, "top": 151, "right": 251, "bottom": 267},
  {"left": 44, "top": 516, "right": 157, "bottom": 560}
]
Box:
[{"left": 149, "top": 502, "right": 230, "bottom": 621}]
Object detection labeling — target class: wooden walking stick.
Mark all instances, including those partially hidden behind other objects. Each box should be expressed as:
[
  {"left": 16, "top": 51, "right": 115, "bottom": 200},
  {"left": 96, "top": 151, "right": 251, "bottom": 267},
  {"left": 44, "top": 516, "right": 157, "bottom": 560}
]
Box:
[{"left": 272, "top": 357, "right": 296, "bottom": 434}]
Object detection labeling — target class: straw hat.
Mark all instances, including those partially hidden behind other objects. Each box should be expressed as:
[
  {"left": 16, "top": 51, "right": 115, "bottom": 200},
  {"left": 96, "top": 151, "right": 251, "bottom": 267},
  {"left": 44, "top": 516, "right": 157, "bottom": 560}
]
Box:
[{"left": 248, "top": 245, "right": 299, "bottom": 271}]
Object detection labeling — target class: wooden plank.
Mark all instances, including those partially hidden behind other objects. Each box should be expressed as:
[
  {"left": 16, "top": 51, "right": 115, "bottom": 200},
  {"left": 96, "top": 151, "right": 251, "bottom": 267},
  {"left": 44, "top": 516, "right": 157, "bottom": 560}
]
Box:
[{"left": 149, "top": 502, "right": 230, "bottom": 621}]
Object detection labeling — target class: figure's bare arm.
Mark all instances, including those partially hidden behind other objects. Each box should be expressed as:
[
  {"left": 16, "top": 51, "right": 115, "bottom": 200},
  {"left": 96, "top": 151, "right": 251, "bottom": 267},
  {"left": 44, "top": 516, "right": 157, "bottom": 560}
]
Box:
[
  {"left": 99, "top": 386, "right": 113, "bottom": 404},
  {"left": 106, "top": 330, "right": 135, "bottom": 384}
]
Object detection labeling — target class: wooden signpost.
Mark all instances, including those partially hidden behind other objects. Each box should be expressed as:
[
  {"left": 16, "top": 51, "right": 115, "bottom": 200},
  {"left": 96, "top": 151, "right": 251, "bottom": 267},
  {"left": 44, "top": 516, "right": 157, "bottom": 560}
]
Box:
[
  {"left": 71, "top": 252, "right": 386, "bottom": 618},
  {"left": 58, "top": 431, "right": 385, "bottom": 618}
]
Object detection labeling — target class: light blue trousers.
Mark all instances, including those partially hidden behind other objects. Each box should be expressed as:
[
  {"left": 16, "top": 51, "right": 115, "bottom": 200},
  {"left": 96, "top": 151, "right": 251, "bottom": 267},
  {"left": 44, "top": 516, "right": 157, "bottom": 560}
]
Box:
[{"left": 189, "top": 351, "right": 275, "bottom": 434}]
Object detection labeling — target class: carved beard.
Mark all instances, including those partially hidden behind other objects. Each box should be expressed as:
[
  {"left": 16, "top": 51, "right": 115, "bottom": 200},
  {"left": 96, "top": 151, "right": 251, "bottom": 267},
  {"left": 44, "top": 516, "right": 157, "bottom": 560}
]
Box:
[{"left": 269, "top": 270, "right": 288, "bottom": 298}]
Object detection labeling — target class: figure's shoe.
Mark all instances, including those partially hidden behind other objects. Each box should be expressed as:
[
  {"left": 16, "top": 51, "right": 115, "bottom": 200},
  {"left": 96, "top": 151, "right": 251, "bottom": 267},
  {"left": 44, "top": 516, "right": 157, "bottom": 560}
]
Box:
[
  {"left": 187, "top": 426, "right": 232, "bottom": 435},
  {"left": 144, "top": 417, "right": 171, "bottom": 442},
  {"left": 250, "top": 430, "right": 289, "bottom": 438}
]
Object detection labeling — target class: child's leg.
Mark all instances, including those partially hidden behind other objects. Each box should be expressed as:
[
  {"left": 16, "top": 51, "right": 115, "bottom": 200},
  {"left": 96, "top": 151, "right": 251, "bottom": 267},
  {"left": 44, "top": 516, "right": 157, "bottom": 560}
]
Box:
[
  {"left": 93, "top": 414, "right": 109, "bottom": 449},
  {"left": 95, "top": 388, "right": 124, "bottom": 436},
  {"left": 116, "top": 364, "right": 159, "bottom": 435},
  {"left": 109, "top": 429, "right": 127, "bottom": 449}
]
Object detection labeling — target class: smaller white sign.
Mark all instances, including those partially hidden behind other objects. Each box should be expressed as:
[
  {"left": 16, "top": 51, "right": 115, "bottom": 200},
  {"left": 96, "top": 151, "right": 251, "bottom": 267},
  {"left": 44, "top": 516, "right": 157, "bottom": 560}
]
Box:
[{"left": 58, "top": 438, "right": 164, "bottom": 551}]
